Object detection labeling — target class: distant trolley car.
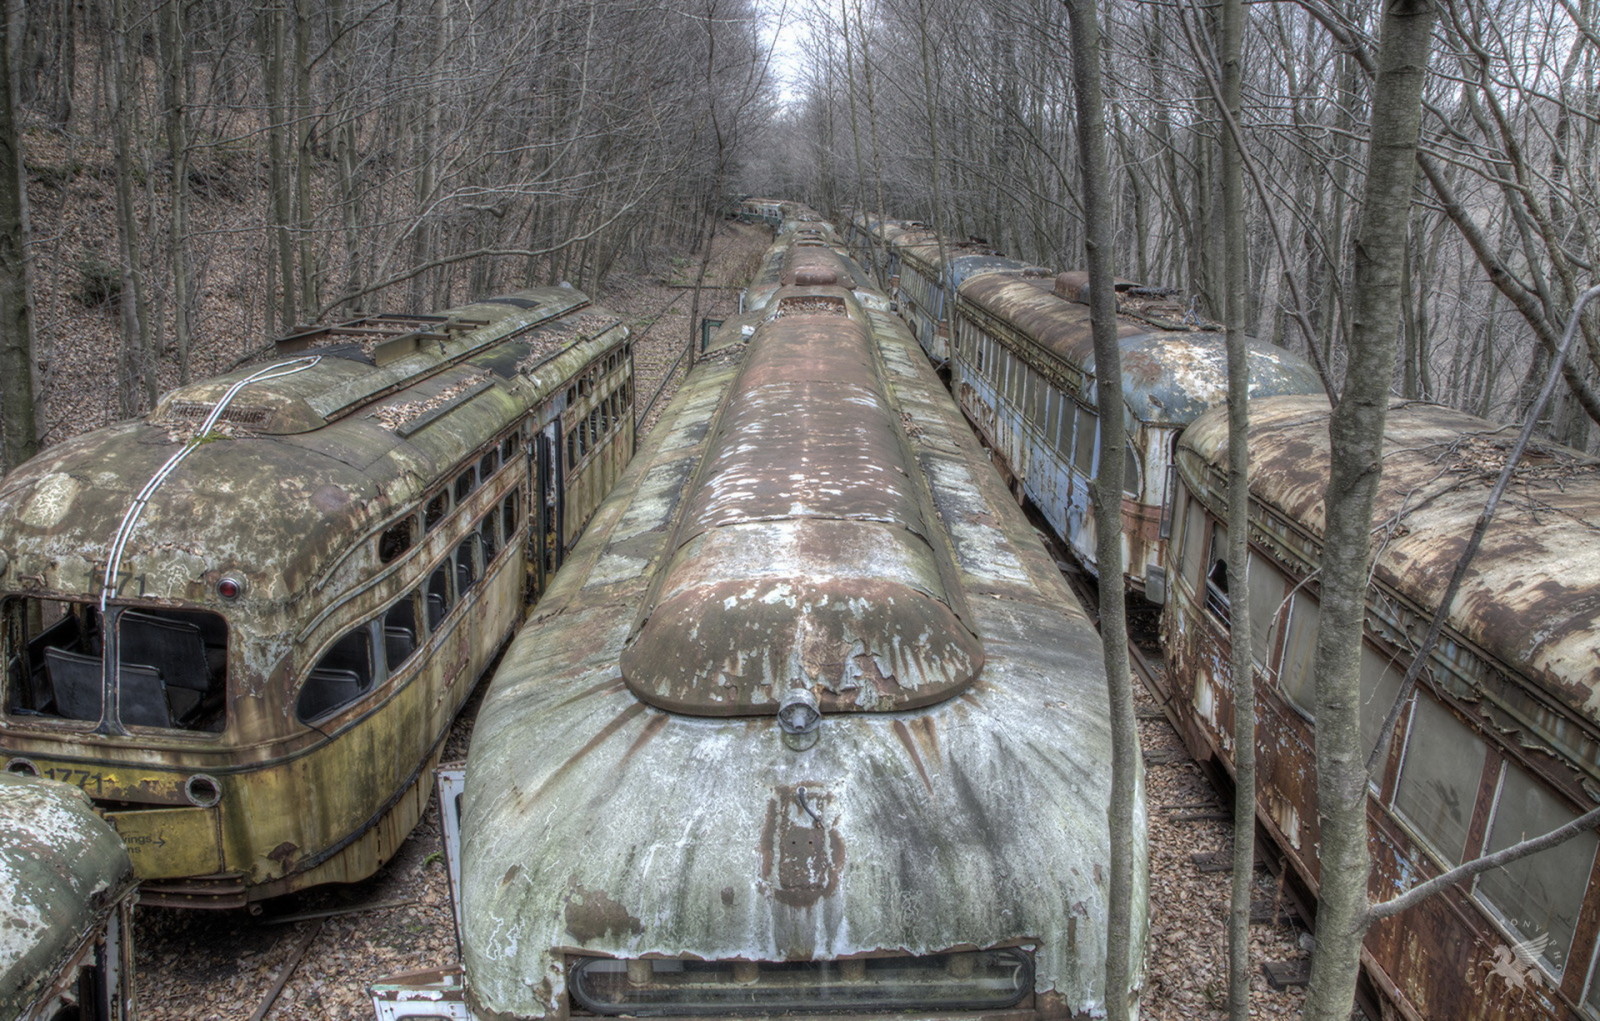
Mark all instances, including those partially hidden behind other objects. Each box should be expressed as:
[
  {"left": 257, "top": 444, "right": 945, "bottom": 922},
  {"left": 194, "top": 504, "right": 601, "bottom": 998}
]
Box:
[
  {"left": 949, "top": 270, "right": 1322, "bottom": 600},
  {"left": 375, "top": 215, "right": 1145, "bottom": 1018},
  {"left": 0, "top": 287, "right": 634, "bottom": 907}
]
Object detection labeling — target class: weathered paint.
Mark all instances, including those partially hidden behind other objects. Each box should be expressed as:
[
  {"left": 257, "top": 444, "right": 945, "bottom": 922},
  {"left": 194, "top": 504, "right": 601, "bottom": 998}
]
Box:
[
  {"left": 951, "top": 268, "right": 1324, "bottom": 593},
  {"left": 0, "top": 771, "right": 135, "bottom": 1020},
  {"left": 0, "top": 287, "right": 633, "bottom": 905},
  {"left": 623, "top": 303, "right": 981, "bottom": 715},
  {"left": 1164, "top": 394, "right": 1600, "bottom": 1021},
  {"left": 460, "top": 227, "right": 1146, "bottom": 1019},
  {"left": 1183, "top": 395, "right": 1600, "bottom": 733}
]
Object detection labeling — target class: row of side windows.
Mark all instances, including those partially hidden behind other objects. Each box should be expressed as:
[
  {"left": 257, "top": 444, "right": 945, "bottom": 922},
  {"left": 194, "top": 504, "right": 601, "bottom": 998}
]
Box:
[
  {"left": 1173, "top": 485, "right": 1600, "bottom": 1003},
  {"left": 380, "top": 431, "right": 519, "bottom": 565},
  {"left": 297, "top": 490, "right": 520, "bottom": 723},
  {"left": 564, "top": 344, "right": 631, "bottom": 406},
  {"left": 958, "top": 317, "right": 1139, "bottom": 497},
  {"left": 566, "top": 381, "right": 631, "bottom": 469}
]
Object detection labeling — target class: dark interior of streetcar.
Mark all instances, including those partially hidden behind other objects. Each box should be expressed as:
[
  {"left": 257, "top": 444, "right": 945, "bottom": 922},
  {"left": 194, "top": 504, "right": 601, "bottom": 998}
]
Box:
[{"left": 4, "top": 598, "right": 228, "bottom": 731}]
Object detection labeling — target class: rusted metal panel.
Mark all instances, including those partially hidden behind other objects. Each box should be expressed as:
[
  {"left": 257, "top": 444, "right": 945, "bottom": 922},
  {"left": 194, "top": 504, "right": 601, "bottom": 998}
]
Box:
[
  {"left": 1168, "top": 394, "right": 1600, "bottom": 1020},
  {"left": 1183, "top": 395, "right": 1600, "bottom": 737},
  {"left": 461, "top": 263, "right": 1144, "bottom": 1018},
  {"left": 0, "top": 772, "right": 135, "bottom": 1020}
]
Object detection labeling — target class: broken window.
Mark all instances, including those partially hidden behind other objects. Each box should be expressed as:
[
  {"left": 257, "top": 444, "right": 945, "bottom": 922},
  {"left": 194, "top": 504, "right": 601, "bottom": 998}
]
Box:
[
  {"left": 3, "top": 598, "right": 227, "bottom": 732},
  {"left": 379, "top": 516, "right": 415, "bottom": 564},
  {"left": 1204, "top": 523, "right": 1230, "bottom": 624},
  {"left": 296, "top": 624, "right": 375, "bottom": 722}
]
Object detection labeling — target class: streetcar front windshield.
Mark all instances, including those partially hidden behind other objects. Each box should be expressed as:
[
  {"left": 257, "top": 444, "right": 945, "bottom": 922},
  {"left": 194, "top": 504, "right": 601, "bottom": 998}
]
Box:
[{"left": 2, "top": 597, "right": 228, "bottom": 732}]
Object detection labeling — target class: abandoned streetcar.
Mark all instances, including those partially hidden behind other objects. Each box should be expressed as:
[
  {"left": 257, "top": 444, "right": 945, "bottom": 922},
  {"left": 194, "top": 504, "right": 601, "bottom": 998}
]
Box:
[
  {"left": 0, "top": 287, "right": 634, "bottom": 907},
  {"left": 1165, "top": 396, "right": 1600, "bottom": 1021},
  {"left": 379, "top": 219, "right": 1147, "bottom": 1018}
]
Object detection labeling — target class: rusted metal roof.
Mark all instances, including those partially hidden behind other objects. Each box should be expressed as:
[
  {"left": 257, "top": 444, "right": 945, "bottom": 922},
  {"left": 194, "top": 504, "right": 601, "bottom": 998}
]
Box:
[
  {"left": 0, "top": 772, "right": 133, "bottom": 1019},
  {"left": 621, "top": 293, "right": 981, "bottom": 715},
  {"left": 961, "top": 273, "right": 1324, "bottom": 423},
  {"left": 462, "top": 269, "right": 1143, "bottom": 1017},
  {"left": 1183, "top": 394, "right": 1600, "bottom": 728},
  {"left": 151, "top": 289, "right": 589, "bottom": 435}
]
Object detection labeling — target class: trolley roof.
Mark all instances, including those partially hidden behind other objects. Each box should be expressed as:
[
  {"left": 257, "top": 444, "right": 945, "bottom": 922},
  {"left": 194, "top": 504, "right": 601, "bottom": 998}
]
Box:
[
  {"left": 959, "top": 272, "right": 1325, "bottom": 424},
  {"left": 1183, "top": 394, "right": 1600, "bottom": 728}
]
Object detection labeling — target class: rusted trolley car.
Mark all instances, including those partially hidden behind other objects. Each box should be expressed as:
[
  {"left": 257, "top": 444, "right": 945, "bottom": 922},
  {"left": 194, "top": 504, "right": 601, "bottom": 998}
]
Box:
[
  {"left": 377, "top": 220, "right": 1146, "bottom": 1017},
  {"left": 846, "top": 215, "right": 1322, "bottom": 600},
  {"left": 1, "top": 771, "right": 137, "bottom": 1020},
  {"left": 950, "top": 270, "right": 1322, "bottom": 599},
  {"left": 0, "top": 287, "right": 633, "bottom": 907},
  {"left": 1164, "top": 395, "right": 1600, "bottom": 1020}
]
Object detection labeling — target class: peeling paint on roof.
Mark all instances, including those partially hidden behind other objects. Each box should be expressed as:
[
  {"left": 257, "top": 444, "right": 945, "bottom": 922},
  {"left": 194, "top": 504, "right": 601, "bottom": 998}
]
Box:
[{"left": 462, "top": 233, "right": 1146, "bottom": 1019}]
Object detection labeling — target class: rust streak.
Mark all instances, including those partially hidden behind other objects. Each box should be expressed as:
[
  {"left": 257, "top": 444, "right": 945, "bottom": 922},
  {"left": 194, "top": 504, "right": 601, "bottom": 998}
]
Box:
[{"left": 892, "top": 719, "right": 934, "bottom": 791}]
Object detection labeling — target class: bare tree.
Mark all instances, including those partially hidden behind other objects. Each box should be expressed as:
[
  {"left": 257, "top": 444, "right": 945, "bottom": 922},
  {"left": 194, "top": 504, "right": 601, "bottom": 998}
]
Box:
[
  {"left": 1064, "top": 1, "right": 1140, "bottom": 1017},
  {"left": 0, "top": 0, "right": 36, "bottom": 473},
  {"left": 1301, "top": 3, "right": 1439, "bottom": 1018}
]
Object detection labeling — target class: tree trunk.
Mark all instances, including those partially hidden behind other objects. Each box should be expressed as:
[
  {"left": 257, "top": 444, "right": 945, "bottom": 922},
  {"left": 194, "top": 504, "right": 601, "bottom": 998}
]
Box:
[
  {"left": 0, "top": 0, "right": 37, "bottom": 472},
  {"left": 1216, "top": 0, "right": 1256, "bottom": 1016},
  {"left": 1301, "top": 4, "right": 1438, "bottom": 1020},
  {"left": 1064, "top": 2, "right": 1139, "bottom": 1018},
  {"left": 109, "top": 0, "right": 154, "bottom": 415},
  {"left": 160, "top": 0, "right": 193, "bottom": 383}
]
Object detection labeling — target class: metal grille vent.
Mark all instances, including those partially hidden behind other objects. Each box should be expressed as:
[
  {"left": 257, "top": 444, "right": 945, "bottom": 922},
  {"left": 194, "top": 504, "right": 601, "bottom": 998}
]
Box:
[{"left": 163, "top": 402, "right": 273, "bottom": 427}]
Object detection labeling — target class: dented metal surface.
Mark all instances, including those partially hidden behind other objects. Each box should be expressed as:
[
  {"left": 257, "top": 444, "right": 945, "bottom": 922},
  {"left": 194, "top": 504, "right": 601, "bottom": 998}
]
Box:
[
  {"left": 0, "top": 771, "right": 135, "bottom": 1020},
  {"left": 0, "top": 287, "right": 633, "bottom": 905},
  {"left": 461, "top": 221, "right": 1145, "bottom": 1019}
]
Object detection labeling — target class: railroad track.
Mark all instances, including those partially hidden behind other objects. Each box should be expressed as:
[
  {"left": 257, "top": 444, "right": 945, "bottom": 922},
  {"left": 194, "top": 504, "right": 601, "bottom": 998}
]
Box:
[{"left": 1030, "top": 516, "right": 1319, "bottom": 1013}]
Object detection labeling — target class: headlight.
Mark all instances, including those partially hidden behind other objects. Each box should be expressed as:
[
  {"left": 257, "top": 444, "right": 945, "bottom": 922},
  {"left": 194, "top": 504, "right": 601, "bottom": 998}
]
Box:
[{"left": 568, "top": 948, "right": 1033, "bottom": 1015}]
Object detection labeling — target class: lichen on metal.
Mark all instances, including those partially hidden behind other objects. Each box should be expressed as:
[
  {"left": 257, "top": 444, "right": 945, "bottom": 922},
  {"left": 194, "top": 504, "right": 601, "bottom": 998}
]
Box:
[
  {"left": 0, "top": 772, "right": 133, "bottom": 1019},
  {"left": 0, "top": 285, "right": 634, "bottom": 906}
]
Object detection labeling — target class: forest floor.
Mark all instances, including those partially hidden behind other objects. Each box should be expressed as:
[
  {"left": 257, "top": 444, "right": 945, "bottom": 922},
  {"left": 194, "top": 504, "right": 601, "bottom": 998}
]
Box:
[{"left": 23, "top": 199, "right": 1312, "bottom": 1017}]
